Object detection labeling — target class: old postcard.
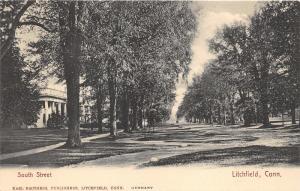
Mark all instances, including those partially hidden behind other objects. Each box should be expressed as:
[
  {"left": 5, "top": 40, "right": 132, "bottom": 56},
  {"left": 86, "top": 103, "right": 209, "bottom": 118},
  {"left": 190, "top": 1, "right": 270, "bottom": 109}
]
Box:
[{"left": 0, "top": 0, "right": 299, "bottom": 191}]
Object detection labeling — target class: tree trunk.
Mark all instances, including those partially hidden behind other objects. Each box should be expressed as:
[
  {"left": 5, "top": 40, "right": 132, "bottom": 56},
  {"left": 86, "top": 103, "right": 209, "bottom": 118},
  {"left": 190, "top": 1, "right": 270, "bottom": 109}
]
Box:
[
  {"left": 260, "top": 88, "right": 270, "bottom": 127},
  {"left": 60, "top": 2, "right": 82, "bottom": 147},
  {"left": 138, "top": 96, "right": 144, "bottom": 129},
  {"left": 137, "top": 109, "right": 143, "bottom": 128},
  {"left": 65, "top": 70, "right": 81, "bottom": 147},
  {"left": 109, "top": 92, "right": 117, "bottom": 136},
  {"left": 209, "top": 110, "right": 212, "bottom": 124},
  {"left": 97, "top": 106, "right": 103, "bottom": 133},
  {"left": 217, "top": 105, "right": 221, "bottom": 124},
  {"left": 261, "top": 101, "right": 270, "bottom": 127},
  {"left": 243, "top": 108, "right": 252, "bottom": 127},
  {"left": 259, "top": 61, "right": 271, "bottom": 127},
  {"left": 131, "top": 98, "right": 138, "bottom": 130},
  {"left": 121, "top": 90, "right": 129, "bottom": 132},
  {"left": 291, "top": 103, "right": 296, "bottom": 124},
  {"left": 230, "top": 102, "right": 235, "bottom": 125},
  {"left": 96, "top": 86, "right": 104, "bottom": 133},
  {"left": 223, "top": 105, "right": 227, "bottom": 125},
  {"left": 107, "top": 58, "right": 117, "bottom": 137}
]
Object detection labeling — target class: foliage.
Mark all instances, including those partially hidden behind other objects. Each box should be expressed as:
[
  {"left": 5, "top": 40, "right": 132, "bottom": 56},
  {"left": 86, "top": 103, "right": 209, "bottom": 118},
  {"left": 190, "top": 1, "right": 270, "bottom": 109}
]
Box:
[
  {"left": 178, "top": 1, "right": 299, "bottom": 127},
  {"left": 82, "top": 1, "right": 197, "bottom": 132},
  {"left": 47, "top": 113, "right": 66, "bottom": 129},
  {"left": 0, "top": 45, "right": 41, "bottom": 128}
]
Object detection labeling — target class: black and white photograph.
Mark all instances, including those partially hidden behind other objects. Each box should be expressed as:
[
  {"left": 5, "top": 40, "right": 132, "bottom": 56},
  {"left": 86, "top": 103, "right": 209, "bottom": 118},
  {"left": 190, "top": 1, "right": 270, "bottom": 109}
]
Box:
[{"left": 0, "top": 0, "right": 299, "bottom": 190}]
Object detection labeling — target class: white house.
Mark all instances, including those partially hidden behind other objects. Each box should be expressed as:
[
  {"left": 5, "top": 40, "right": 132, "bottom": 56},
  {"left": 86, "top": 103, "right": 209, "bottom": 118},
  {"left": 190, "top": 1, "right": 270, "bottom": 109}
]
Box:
[
  {"left": 36, "top": 88, "right": 67, "bottom": 128},
  {"left": 35, "top": 81, "right": 94, "bottom": 128}
]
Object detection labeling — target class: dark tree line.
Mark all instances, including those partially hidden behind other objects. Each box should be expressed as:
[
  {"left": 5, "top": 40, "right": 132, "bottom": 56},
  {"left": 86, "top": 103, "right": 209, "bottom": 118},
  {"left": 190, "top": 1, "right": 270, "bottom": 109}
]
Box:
[
  {"left": 177, "top": 1, "right": 300, "bottom": 128},
  {"left": 0, "top": 45, "right": 41, "bottom": 129}
]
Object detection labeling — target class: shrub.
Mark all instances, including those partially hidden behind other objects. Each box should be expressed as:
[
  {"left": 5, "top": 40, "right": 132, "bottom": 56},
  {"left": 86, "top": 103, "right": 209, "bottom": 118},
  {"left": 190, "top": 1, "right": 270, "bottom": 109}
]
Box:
[{"left": 47, "top": 113, "right": 66, "bottom": 129}]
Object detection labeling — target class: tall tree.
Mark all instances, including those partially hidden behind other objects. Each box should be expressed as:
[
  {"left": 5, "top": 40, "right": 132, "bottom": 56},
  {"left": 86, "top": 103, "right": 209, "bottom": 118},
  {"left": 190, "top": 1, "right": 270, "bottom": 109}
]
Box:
[
  {"left": 266, "top": 2, "right": 300, "bottom": 125},
  {"left": 30, "top": 1, "right": 85, "bottom": 146},
  {"left": 58, "top": 1, "right": 85, "bottom": 146},
  {"left": 209, "top": 23, "right": 255, "bottom": 126},
  {"left": 247, "top": 1, "right": 299, "bottom": 127}
]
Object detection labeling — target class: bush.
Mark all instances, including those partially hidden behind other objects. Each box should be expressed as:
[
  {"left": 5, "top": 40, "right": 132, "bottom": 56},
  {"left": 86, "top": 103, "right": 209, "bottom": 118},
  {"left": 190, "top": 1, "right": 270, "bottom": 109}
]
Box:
[
  {"left": 81, "top": 122, "right": 97, "bottom": 129},
  {"left": 47, "top": 113, "right": 66, "bottom": 129}
]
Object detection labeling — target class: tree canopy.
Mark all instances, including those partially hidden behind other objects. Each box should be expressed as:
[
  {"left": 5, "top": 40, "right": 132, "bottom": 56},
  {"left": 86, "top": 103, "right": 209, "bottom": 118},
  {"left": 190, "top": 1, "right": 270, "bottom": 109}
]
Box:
[{"left": 178, "top": 1, "right": 299, "bottom": 127}]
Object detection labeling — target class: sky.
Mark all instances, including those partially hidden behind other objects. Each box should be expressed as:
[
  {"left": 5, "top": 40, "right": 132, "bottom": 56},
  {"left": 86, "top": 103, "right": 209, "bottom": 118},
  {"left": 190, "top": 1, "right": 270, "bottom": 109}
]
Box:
[{"left": 169, "top": 1, "right": 260, "bottom": 122}]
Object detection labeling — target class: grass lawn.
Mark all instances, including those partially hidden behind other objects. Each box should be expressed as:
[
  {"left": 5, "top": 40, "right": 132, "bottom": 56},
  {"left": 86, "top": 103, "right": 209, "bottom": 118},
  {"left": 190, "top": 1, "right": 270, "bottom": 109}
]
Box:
[
  {"left": 1, "top": 124, "right": 299, "bottom": 167},
  {"left": 143, "top": 145, "right": 300, "bottom": 167},
  {"left": 0, "top": 138, "right": 156, "bottom": 167},
  {"left": 0, "top": 128, "right": 106, "bottom": 154}
]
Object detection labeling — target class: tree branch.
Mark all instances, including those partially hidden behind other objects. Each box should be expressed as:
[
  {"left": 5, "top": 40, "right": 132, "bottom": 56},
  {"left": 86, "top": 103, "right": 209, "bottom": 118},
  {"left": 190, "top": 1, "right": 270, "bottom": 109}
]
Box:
[
  {"left": 0, "top": 0, "right": 36, "bottom": 61},
  {"left": 24, "top": 15, "right": 56, "bottom": 23},
  {"left": 18, "top": 21, "right": 55, "bottom": 33},
  {"left": 13, "top": 0, "right": 36, "bottom": 27}
]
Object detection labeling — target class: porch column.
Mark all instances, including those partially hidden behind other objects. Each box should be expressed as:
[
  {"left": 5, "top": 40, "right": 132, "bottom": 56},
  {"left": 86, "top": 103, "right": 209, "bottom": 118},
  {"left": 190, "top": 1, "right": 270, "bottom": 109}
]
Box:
[
  {"left": 44, "top": 100, "right": 48, "bottom": 126},
  {"left": 58, "top": 102, "right": 61, "bottom": 115},
  {"left": 64, "top": 102, "right": 67, "bottom": 116}
]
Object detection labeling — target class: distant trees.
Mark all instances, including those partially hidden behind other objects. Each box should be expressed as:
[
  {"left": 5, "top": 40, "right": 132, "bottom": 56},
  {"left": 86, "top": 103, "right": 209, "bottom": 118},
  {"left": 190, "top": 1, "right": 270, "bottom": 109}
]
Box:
[
  {"left": 178, "top": 1, "right": 299, "bottom": 127},
  {"left": 177, "top": 65, "right": 236, "bottom": 125}
]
